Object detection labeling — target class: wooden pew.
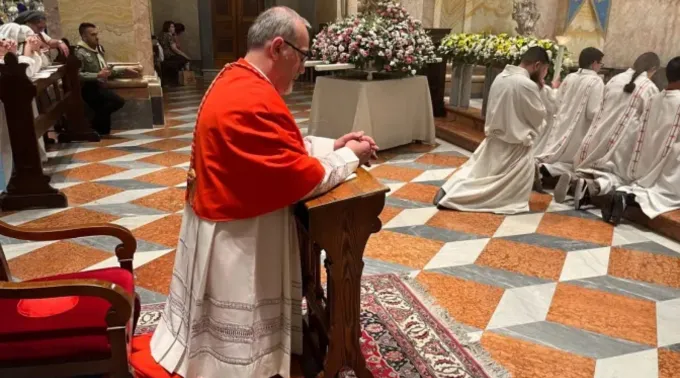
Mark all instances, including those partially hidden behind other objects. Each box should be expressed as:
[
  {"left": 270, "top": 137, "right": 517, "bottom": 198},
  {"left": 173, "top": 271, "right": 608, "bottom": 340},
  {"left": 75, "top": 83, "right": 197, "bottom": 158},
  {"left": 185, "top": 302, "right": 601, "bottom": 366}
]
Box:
[
  {"left": 296, "top": 168, "right": 389, "bottom": 378},
  {"left": 0, "top": 52, "right": 95, "bottom": 211}
]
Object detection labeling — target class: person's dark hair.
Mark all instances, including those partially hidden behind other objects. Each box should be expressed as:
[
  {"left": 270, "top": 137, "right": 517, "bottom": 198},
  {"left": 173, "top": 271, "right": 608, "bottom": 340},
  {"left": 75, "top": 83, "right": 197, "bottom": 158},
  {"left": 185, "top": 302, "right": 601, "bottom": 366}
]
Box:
[
  {"left": 175, "top": 23, "right": 185, "bottom": 35},
  {"left": 579, "top": 47, "right": 604, "bottom": 69},
  {"left": 667, "top": 57, "right": 680, "bottom": 83},
  {"left": 162, "top": 21, "right": 175, "bottom": 33},
  {"left": 521, "top": 46, "right": 550, "bottom": 65},
  {"left": 78, "top": 22, "right": 96, "bottom": 36},
  {"left": 623, "top": 52, "right": 661, "bottom": 93}
]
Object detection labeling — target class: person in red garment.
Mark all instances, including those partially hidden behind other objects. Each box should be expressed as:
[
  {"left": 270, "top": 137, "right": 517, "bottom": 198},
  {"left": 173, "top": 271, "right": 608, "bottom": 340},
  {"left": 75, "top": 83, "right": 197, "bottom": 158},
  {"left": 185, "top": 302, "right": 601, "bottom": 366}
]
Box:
[{"left": 130, "top": 6, "right": 377, "bottom": 378}]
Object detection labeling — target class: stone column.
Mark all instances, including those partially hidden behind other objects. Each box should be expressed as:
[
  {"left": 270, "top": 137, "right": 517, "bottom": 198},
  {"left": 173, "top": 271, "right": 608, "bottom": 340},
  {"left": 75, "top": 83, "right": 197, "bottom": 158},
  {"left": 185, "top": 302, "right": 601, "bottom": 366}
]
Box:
[
  {"left": 42, "top": 0, "right": 63, "bottom": 39},
  {"left": 198, "top": 0, "right": 217, "bottom": 79}
]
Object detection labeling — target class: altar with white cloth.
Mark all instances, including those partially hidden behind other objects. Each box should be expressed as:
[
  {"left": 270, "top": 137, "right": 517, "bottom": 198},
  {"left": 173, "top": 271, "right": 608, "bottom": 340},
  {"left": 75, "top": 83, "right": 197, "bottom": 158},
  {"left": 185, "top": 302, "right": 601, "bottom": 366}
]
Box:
[{"left": 308, "top": 75, "right": 436, "bottom": 150}]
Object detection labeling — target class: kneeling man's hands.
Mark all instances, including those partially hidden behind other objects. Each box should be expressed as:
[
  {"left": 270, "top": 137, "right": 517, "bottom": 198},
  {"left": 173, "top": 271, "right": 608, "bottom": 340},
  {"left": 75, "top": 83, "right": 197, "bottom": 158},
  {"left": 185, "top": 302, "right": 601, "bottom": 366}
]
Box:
[
  {"left": 335, "top": 131, "right": 379, "bottom": 165},
  {"left": 346, "top": 140, "right": 374, "bottom": 166}
]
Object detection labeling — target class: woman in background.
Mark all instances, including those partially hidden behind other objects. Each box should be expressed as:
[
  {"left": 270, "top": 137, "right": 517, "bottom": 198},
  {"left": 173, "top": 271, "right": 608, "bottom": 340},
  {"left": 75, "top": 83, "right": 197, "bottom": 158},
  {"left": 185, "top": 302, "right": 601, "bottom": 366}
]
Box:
[{"left": 159, "top": 20, "right": 190, "bottom": 86}]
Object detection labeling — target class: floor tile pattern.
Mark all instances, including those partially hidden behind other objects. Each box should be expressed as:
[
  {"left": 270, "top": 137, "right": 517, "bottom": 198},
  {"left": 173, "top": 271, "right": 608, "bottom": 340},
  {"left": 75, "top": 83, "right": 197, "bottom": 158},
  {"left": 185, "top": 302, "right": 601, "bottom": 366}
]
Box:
[{"left": 2, "top": 82, "right": 679, "bottom": 378}]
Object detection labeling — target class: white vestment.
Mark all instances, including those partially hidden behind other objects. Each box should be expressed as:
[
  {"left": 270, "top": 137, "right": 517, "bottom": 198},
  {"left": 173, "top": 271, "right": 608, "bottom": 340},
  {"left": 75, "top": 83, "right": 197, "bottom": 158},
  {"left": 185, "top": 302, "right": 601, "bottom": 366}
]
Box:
[
  {"left": 583, "top": 91, "right": 680, "bottom": 194},
  {"left": 533, "top": 86, "right": 559, "bottom": 156},
  {"left": 435, "top": 65, "right": 546, "bottom": 214},
  {"left": 0, "top": 54, "right": 44, "bottom": 191},
  {"left": 537, "top": 69, "right": 605, "bottom": 176},
  {"left": 574, "top": 70, "right": 659, "bottom": 170},
  {"left": 150, "top": 136, "right": 359, "bottom": 378}
]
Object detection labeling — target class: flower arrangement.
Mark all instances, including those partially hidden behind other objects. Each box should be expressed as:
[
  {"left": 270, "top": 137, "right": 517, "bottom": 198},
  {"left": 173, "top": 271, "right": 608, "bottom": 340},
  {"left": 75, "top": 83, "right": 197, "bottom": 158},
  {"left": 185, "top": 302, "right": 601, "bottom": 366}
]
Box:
[
  {"left": 311, "top": 0, "right": 437, "bottom": 76},
  {"left": 0, "top": 0, "right": 45, "bottom": 23},
  {"left": 439, "top": 32, "right": 575, "bottom": 75}
]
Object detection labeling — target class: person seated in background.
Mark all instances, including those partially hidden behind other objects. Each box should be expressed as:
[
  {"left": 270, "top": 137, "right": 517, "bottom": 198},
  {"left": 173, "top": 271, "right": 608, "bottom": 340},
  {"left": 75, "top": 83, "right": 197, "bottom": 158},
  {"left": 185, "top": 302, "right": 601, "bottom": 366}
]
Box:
[
  {"left": 0, "top": 37, "right": 44, "bottom": 192},
  {"left": 433, "top": 47, "right": 549, "bottom": 214},
  {"left": 75, "top": 22, "right": 141, "bottom": 135},
  {"left": 174, "top": 22, "right": 186, "bottom": 50},
  {"left": 535, "top": 47, "right": 605, "bottom": 185},
  {"left": 598, "top": 57, "right": 680, "bottom": 225},
  {"left": 553, "top": 52, "right": 661, "bottom": 206},
  {"left": 159, "top": 20, "right": 190, "bottom": 86}
]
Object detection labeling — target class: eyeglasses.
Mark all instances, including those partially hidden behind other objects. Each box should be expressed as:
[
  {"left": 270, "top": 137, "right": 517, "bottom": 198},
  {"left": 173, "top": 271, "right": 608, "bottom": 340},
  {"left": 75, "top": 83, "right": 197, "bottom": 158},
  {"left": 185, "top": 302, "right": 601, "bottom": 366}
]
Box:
[{"left": 284, "top": 40, "right": 310, "bottom": 63}]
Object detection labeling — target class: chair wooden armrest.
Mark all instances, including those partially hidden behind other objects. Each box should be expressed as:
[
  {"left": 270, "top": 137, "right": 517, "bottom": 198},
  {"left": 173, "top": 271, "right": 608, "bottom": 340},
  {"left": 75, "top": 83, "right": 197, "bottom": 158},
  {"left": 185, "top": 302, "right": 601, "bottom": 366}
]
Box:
[
  {"left": 0, "top": 221, "right": 137, "bottom": 274},
  {"left": 0, "top": 278, "right": 134, "bottom": 325}
]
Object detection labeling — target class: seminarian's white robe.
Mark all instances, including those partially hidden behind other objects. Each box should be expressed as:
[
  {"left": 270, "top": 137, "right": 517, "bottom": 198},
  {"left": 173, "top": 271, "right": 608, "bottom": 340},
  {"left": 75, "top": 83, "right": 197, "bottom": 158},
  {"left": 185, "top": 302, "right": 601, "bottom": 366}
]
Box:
[
  {"left": 575, "top": 69, "right": 659, "bottom": 171},
  {"left": 537, "top": 69, "right": 605, "bottom": 176},
  {"left": 585, "top": 90, "right": 680, "bottom": 195},
  {"left": 0, "top": 54, "right": 44, "bottom": 192},
  {"left": 150, "top": 136, "right": 359, "bottom": 378},
  {"left": 435, "top": 65, "right": 546, "bottom": 214},
  {"left": 533, "top": 86, "right": 559, "bottom": 156}
]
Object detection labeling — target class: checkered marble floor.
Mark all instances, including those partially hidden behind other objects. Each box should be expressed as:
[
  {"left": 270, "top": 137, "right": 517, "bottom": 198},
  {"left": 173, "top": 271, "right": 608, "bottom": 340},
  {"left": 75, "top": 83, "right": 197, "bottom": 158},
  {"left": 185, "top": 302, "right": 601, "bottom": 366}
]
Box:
[{"left": 2, "top": 83, "right": 680, "bottom": 378}]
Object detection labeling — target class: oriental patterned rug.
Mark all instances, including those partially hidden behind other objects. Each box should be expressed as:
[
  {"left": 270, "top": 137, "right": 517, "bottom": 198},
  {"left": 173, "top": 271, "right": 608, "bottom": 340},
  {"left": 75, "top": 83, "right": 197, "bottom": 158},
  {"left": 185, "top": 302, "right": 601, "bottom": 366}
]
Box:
[{"left": 135, "top": 274, "right": 507, "bottom": 378}]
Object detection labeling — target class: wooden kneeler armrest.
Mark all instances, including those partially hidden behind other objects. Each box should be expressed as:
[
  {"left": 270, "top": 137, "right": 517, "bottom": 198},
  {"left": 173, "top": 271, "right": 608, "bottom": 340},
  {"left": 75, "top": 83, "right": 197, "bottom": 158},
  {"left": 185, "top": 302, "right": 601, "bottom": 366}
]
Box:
[
  {"left": 0, "top": 221, "right": 137, "bottom": 280},
  {"left": 0, "top": 278, "right": 134, "bottom": 324}
]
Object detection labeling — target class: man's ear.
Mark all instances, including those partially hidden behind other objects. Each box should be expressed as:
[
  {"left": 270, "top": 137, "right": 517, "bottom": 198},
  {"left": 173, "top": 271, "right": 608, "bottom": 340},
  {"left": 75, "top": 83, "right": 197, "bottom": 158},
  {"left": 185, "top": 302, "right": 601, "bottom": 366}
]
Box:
[{"left": 270, "top": 37, "right": 284, "bottom": 60}]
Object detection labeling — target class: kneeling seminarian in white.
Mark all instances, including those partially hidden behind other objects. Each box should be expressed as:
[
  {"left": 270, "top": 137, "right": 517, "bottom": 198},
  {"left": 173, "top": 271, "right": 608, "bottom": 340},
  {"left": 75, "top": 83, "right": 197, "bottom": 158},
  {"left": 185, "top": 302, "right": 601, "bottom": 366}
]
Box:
[{"left": 433, "top": 47, "right": 549, "bottom": 214}]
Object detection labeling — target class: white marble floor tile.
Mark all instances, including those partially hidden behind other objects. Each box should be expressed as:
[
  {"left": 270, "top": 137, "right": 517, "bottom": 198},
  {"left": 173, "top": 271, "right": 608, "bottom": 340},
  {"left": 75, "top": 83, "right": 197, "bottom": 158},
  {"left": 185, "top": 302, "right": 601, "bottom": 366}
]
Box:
[
  {"left": 3, "top": 241, "right": 58, "bottom": 260},
  {"left": 45, "top": 162, "right": 90, "bottom": 174},
  {"left": 423, "top": 238, "right": 490, "bottom": 270},
  {"left": 657, "top": 298, "right": 680, "bottom": 347},
  {"left": 0, "top": 208, "right": 69, "bottom": 225},
  {"left": 51, "top": 181, "right": 82, "bottom": 190},
  {"left": 486, "top": 283, "right": 557, "bottom": 330},
  {"left": 106, "top": 138, "right": 161, "bottom": 148},
  {"left": 93, "top": 168, "right": 164, "bottom": 182},
  {"left": 385, "top": 182, "right": 406, "bottom": 196},
  {"left": 431, "top": 141, "right": 471, "bottom": 156},
  {"left": 173, "top": 146, "right": 192, "bottom": 153},
  {"left": 559, "top": 247, "right": 611, "bottom": 282},
  {"left": 493, "top": 213, "right": 544, "bottom": 237},
  {"left": 384, "top": 207, "right": 438, "bottom": 229},
  {"left": 114, "top": 129, "right": 159, "bottom": 136},
  {"left": 82, "top": 249, "right": 174, "bottom": 272},
  {"left": 412, "top": 168, "right": 456, "bottom": 183},
  {"left": 46, "top": 147, "right": 97, "bottom": 158},
  {"left": 545, "top": 201, "right": 572, "bottom": 212},
  {"left": 85, "top": 188, "right": 166, "bottom": 206},
  {"left": 594, "top": 349, "right": 658, "bottom": 378},
  {"left": 112, "top": 215, "right": 169, "bottom": 230},
  {"left": 611, "top": 224, "right": 651, "bottom": 246}
]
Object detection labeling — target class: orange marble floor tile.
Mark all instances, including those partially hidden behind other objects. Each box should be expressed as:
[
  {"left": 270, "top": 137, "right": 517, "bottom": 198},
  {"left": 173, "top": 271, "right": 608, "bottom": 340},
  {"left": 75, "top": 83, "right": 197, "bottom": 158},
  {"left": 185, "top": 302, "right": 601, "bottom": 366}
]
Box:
[
  {"left": 608, "top": 247, "right": 680, "bottom": 288},
  {"left": 8, "top": 241, "right": 112, "bottom": 280},
  {"left": 426, "top": 210, "right": 505, "bottom": 237},
  {"left": 365, "top": 231, "right": 443, "bottom": 269},
  {"left": 94, "top": 136, "right": 131, "bottom": 147},
  {"left": 138, "top": 151, "right": 191, "bottom": 167},
  {"left": 659, "top": 348, "right": 680, "bottom": 378},
  {"left": 481, "top": 332, "right": 595, "bottom": 378},
  {"left": 138, "top": 139, "right": 192, "bottom": 152},
  {"left": 162, "top": 118, "right": 190, "bottom": 127},
  {"left": 475, "top": 239, "right": 567, "bottom": 281},
  {"left": 135, "top": 167, "right": 188, "bottom": 187},
  {"left": 20, "top": 207, "right": 119, "bottom": 229},
  {"left": 70, "top": 148, "right": 130, "bottom": 162},
  {"left": 390, "top": 183, "right": 439, "bottom": 204},
  {"left": 60, "top": 182, "right": 125, "bottom": 206},
  {"left": 537, "top": 213, "right": 613, "bottom": 245},
  {"left": 416, "top": 271, "right": 504, "bottom": 329},
  {"left": 132, "top": 188, "right": 186, "bottom": 213},
  {"left": 368, "top": 164, "right": 424, "bottom": 182},
  {"left": 529, "top": 192, "right": 553, "bottom": 212},
  {"left": 134, "top": 250, "right": 176, "bottom": 295},
  {"left": 547, "top": 283, "right": 657, "bottom": 346},
  {"left": 415, "top": 153, "right": 468, "bottom": 168},
  {"left": 133, "top": 214, "right": 183, "bottom": 247},
  {"left": 379, "top": 206, "right": 403, "bottom": 224},
  {"left": 58, "top": 163, "right": 127, "bottom": 181},
  {"left": 142, "top": 128, "right": 191, "bottom": 139}
]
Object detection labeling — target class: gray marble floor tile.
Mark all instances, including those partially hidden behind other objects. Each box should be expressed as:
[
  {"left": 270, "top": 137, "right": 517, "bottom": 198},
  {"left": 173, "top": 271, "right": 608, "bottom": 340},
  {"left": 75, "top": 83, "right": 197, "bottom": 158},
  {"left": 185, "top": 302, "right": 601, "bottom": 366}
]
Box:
[
  {"left": 389, "top": 225, "right": 484, "bottom": 243},
  {"left": 72, "top": 235, "right": 169, "bottom": 253},
  {"left": 566, "top": 275, "right": 680, "bottom": 301},
  {"left": 104, "top": 161, "right": 165, "bottom": 170},
  {"left": 111, "top": 145, "right": 162, "bottom": 153},
  {"left": 492, "top": 321, "right": 652, "bottom": 359},
  {"left": 83, "top": 203, "right": 166, "bottom": 217},
  {"left": 430, "top": 150, "right": 468, "bottom": 158},
  {"left": 416, "top": 179, "right": 447, "bottom": 188},
  {"left": 48, "top": 174, "right": 83, "bottom": 184},
  {"left": 386, "top": 152, "right": 426, "bottom": 163},
  {"left": 113, "top": 134, "right": 159, "bottom": 141},
  {"left": 666, "top": 343, "right": 680, "bottom": 352},
  {"left": 429, "top": 264, "right": 550, "bottom": 289},
  {"left": 136, "top": 287, "right": 168, "bottom": 305},
  {"left": 502, "top": 233, "right": 604, "bottom": 251},
  {"left": 617, "top": 241, "right": 680, "bottom": 258},
  {"left": 46, "top": 155, "right": 84, "bottom": 165},
  {"left": 551, "top": 209, "right": 602, "bottom": 221},
  {"left": 378, "top": 178, "right": 405, "bottom": 185},
  {"left": 385, "top": 197, "right": 432, "bottom": 209},
  {"left": 387, "top": 161, "right": 447, "bottom": 171},
  {"left": 97, "top": 179, "right": 166, "bottom": 190},
  {"left": 361, "top": 258, "right": 415, "bottom": 276}
]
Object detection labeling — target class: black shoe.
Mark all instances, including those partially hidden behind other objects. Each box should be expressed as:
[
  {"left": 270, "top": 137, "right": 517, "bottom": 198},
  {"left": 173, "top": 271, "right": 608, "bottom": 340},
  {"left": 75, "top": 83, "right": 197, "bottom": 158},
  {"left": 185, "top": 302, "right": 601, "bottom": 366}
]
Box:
[
  {"left": 602, "top": 192, "right": 615, "bottom": 223},
  {"left": 533, "top": 163, "right": 545, "bottom": 193},
  {"left": 610, "top": 192, "right": 627, "bottom": 226},
  {"left": 433, "top": 188, "right": 446, "bottom": 206},
  {"left": 573, "top": 178, "right": 587, "bottom": 210}
]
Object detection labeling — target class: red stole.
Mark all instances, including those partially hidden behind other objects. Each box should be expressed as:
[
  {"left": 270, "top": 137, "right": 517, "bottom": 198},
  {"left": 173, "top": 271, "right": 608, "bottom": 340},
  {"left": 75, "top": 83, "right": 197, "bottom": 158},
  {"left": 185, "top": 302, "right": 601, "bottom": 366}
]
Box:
[{"left": 187, "top": 59, "right": 324, "bottom": 221}]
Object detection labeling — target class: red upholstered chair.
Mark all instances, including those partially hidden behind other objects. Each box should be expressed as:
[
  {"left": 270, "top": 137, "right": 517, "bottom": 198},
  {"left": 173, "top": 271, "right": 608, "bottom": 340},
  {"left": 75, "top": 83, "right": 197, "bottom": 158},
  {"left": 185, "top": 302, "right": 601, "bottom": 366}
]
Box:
[{"left": 0, "top": 220, "right": 140, "bottom": 378}]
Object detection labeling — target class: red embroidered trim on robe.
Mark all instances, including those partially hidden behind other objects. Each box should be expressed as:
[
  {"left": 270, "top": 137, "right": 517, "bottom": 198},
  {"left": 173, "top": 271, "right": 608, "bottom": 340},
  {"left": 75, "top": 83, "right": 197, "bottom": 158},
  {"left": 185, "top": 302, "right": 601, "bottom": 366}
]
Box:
[{"left": 187, "top": 59, "right": 325, "bottom": 221}]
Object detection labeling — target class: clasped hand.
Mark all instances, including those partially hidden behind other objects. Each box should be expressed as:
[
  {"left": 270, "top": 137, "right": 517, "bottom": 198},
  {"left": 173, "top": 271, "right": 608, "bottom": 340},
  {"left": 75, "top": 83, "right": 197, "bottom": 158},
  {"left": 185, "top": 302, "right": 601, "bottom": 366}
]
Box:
[{"left": 334, "top": 131, "right": 379, "bottom": 166}]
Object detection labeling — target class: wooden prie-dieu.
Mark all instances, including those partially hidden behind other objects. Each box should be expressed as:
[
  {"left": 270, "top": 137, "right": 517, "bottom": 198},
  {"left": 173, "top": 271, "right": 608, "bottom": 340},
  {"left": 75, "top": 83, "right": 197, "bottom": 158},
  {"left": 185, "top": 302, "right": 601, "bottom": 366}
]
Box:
[{"left": 295, "top": 168, "right": 389, "bottom": 378}]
